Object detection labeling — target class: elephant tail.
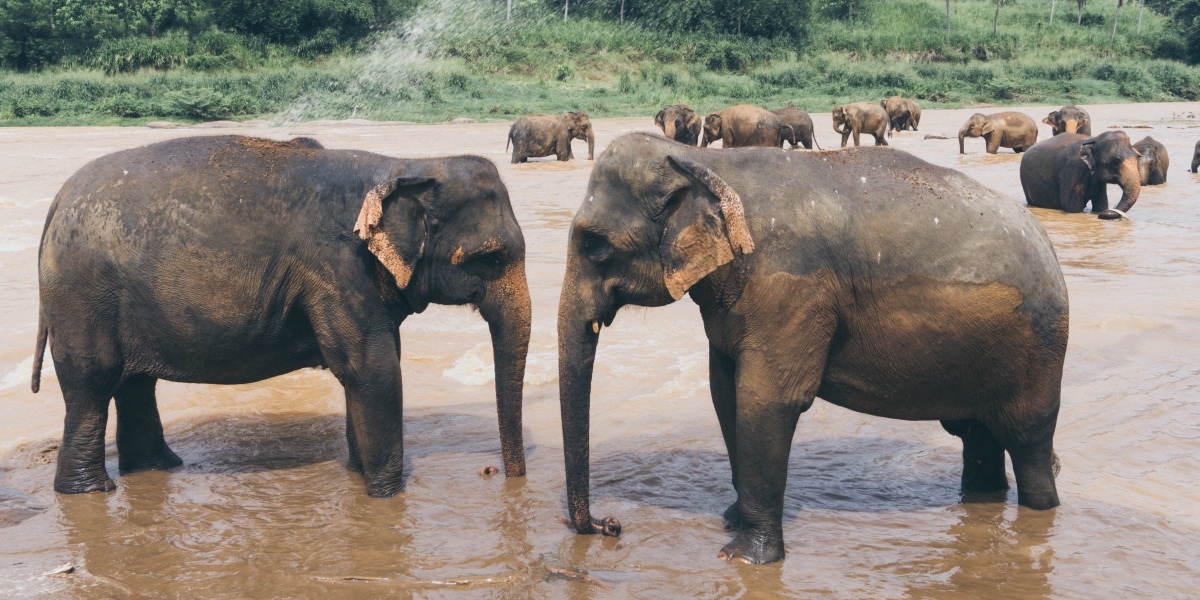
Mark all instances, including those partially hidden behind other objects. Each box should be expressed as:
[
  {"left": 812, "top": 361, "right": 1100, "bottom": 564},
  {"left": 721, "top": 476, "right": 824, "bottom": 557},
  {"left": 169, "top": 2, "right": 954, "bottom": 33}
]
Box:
[
  {"left": 31, "top": 309, "right": 46, "bottom": 393},
  {"left": 505, "top": 124, "right": 515, "bottom": 153},
  {"left": 812, "top": 132, "right": 822, "bottom": 151}
]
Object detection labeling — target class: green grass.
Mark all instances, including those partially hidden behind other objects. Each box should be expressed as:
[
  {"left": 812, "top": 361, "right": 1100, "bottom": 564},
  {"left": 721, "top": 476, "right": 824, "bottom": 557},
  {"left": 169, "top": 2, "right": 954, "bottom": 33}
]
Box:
[{"left": 1, "top": 0, "right": 1197, "bottom": 126}]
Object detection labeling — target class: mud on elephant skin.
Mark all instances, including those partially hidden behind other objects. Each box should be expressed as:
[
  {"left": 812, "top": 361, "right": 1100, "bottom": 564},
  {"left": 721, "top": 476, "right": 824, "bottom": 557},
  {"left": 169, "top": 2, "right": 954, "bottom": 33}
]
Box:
[
  {"left": 34, "top": 135, "right": 532, "bottom": 497},
  {"left": 507, "top": 111, "right": 595, "bottom": 163},
  {"left": 701, "top": 104, "right": 794, "bottom": 148},
  {"left": 558, "top": 132, "right": 1068, "bottom": 564},
  {"left": 1133, "top": 136, "right": 1169, "bottom": 185},
  {"left": 655, "top": 104, "right": 702, "bottom": 146},
  {"left": 832, "top": 102, "right": 889, "bottom": 147},
  {"left": 881, "top": 96, "right": 921, "bottom": 136},
  {"left": 1020, "top": 131, "right": 1142, "bottom": 219},
  {"left": 959, "top": 112, "right": 1038, "bottom": 154},
  {"left": 771, "top": 107, "right": 821, "bottom": 150},
  {"left": 1043, "top": 105, "right": 1092, "bottom": 136}
]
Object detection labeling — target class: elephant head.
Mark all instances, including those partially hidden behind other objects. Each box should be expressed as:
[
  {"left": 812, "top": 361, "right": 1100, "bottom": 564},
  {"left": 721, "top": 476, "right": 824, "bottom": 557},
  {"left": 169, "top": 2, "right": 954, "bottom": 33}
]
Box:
[
  {"left": 701, "top": 113, "right": 723, "bottom": 147},
  {"left": 566, "top": 111, "right": 596, "bottom": 160},
  {"left": 1044, "top": 106, "right": 1089, "bottom": 135},
  {"left": 1080, "top": 131, "right": 1141, "bottom": 220},
  {"left": 958, "top": 113, "right": 992, "bottom": 154},
  {"left": 356, "top": 157, "right": 532, "bottom": 475},
  {"left": 557, "top": 133, "right": 754, "bottom": 536},
  {"left": 831, "top": 105, "right": 848, "bottom": 134},
  {"left": 655, "top": 104, "right": 701, "bottom": 146}
]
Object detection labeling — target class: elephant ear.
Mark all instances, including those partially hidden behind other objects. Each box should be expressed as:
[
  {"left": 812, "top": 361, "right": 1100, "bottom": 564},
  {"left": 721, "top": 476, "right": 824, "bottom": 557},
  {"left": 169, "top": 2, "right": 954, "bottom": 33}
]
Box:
[
  {"left": 653, "top": 108, "right": 666, "bottom": 128},
  {"left": 1079, "top": 139, "right": 1099, "bottom": 172},
  {"left": 659, "top": 155, "right": 756, "bottom": 300},
  {"left": 353, "top": 176, "right": 434, "bottom": 288},
  {"left": 981, "top": 120, "right": 995, "bottom": 135}
]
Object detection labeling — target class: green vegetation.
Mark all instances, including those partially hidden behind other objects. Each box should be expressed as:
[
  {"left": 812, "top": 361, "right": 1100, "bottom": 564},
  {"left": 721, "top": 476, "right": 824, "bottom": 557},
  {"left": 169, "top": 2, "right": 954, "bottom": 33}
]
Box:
[{"left": 2, "top": 0, "right": 1200, "bottom": 125}]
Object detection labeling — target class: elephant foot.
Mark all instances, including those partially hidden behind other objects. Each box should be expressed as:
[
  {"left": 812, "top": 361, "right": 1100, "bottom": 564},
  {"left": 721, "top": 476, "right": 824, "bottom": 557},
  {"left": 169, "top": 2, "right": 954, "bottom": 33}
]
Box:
[
  {"left": 346, "top": 454, "right": 364, "bottom": 473},
  {"left": 722, "top": 502, "right": 744, "bottom": 531},
  {"left": 54, "top": 472, "right": 117, "bottom": 494},
  {"left": 718, "top": 528, "right": 785, "bottom": 565},
  {"left": 364, "top": 473, "right": 406, "bottom": 498},
  {"left": 118, "top": 444, "right": 182, "bottom": 474}
]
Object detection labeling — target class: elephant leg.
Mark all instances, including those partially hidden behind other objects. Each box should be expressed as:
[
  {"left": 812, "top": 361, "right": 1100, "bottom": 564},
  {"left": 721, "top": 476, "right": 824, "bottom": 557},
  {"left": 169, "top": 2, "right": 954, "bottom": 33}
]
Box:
[
  {"left": 1088, "top": 183, "right": 1110, "bottom": 214},
  {"left": 852, "top": 128, "right": 861, "bottom": 147},
  {"left": 115, "top": 375, "right": 182, "bottom": 474},
  {"left": 985, "top": 135, "right": 1002, "bottom": 154},
  {"left": 709, "top": 346, "right": 741, "bottom": 530},
  {"left": 840, "top": 130, "right": 850, "bottom": 148},
  {"left": 345, "top": 411, "right": 363, "bottom": 472},
  {"left": 876, "top": 132, "right": 888, "bottom": 146},
  {"left": 941, "top": 419, "right": 1008, "bottom": 494},
  {"left": 986, "top": 379, "right": 1061, "bottom": 510},
  {"left": 54, "top": 368, "right": 117, "bottom": 494}
]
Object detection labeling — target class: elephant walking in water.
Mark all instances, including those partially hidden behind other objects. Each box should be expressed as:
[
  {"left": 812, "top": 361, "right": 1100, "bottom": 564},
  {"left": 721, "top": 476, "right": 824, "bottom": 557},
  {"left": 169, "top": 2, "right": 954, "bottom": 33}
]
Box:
[
  {"left": 881, "top": 96, "right": 921, "bottom": 136},
  {"left": 832, "top": 102, "right": 889, "bottom": 147},
  {"left": 654, "top": 104, "right": 702, "bottom": 146},
  {"left": 507, "top": 111, "right": 595, "bottom": 163},
  {"left": 1020, "top": 131, "right": 1142, "bottom": 219},
  {"left": 1133, "top": 136, "right": 1169, "bottom": 185},
  {"left": 1043, "top": 105, "right": 1092, "bottom": 136},
  {"left": 34, "top": 136, "right": 532, "bottom": 497},
  {"left": 771, "top": 107, "right": 821, "bottom": 150},
  {"left": 959, "top": 112, "right": 1038, "bottom": 154},
  {"left": 702, "top": 105, "right": 794, "bottom": 148},
  {"left": 1191, "top": 140, "right": 1200, "bottom": 173},
  {"left": 557, "top": 133, "right": 1068, "bottom": 564}
]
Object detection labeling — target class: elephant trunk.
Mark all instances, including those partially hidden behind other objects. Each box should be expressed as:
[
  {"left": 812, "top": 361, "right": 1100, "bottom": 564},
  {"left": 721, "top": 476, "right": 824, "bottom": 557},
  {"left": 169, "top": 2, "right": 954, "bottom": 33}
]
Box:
[
  {"left": 557, "top": 263, "right": 621, "bottom": 538},
  {"left": 1099, "top": 156, "right": 1142, "bottom": 219},
  {"left": 664, "top": 121, "right": 677, "bottom": 142},
  {"left": 477, "top": 260, "right": 532, "bottom": 477},
  {"left": 585, "top": 125, "right": 595, "bottom": 160},
  {"left": 958, "top": 125, "right": 969, "bottom": 154},
  {"left": 1063, "top": 119, "right": 1080, "bottom": 134}
]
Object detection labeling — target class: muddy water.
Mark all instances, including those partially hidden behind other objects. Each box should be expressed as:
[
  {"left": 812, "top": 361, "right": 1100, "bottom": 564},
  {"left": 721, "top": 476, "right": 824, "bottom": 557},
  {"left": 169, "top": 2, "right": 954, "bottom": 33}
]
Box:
[{"left": 1, "top": 103, "right": 1199, "bottom": 598}]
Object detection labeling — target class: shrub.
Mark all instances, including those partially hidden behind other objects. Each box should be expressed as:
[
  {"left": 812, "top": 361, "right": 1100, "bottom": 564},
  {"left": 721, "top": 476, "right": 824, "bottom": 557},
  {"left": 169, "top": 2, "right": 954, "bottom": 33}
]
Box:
[{"left": 555, "top": 63, "right": 575, "bottom": 81}]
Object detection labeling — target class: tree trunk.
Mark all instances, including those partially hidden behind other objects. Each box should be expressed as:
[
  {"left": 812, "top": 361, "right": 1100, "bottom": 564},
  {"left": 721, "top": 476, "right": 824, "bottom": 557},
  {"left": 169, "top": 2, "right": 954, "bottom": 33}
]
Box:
[
  {"left": 1050, "top": 0, "right": 1057, "bottom": 25},
  {"left": 1111, "top": 0, "right": 1123, "bottom": 43},
  {"left": 620, "top": 0, "right": 625, "bottom": 24},
  {"left": 1078, "top": 0, "right": 1084, "bottom": 25},
  {"left": 564, "top": 0, "right": 569, "bottom": 21},
  {"left": 1137, "top": 0, "right": 1144, "bottom": 34},
  {"left": 506, "top": 0, "right": 511, "bottom": 25},
  {"left": 994, "top": 0, "right": 1002, "bottom": 35},
  {"left": 946, "top": 0, "right": 951, "bottom": 40}
]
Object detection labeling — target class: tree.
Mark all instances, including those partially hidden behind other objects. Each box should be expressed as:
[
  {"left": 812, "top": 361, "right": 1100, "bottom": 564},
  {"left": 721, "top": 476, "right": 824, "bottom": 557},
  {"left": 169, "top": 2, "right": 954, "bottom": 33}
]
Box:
[
  {"left": 1051, "top": 0, "right": 1057, "bottom": 24},
  {"left": 1111, "top": 0, "right": 1124, "bottom": 42},
  {"left": 1137, "top": 0, "right": 1145, "bottom": 32},
  {"left": 1079, "top": 0, "right": 1085, "bottom": 24},
  {"left": 946, "top": 0, "right": 951, "bottom": 39},
  {"left": 994, "top": 0, "right": 1003, "bottom": 35}
]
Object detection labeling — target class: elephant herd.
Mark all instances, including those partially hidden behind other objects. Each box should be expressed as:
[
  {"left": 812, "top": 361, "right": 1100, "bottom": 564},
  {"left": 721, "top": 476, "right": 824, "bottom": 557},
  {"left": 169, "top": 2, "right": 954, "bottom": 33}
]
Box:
[{"left": 28, "top": 99, "right": 1198, "bottom": 567}]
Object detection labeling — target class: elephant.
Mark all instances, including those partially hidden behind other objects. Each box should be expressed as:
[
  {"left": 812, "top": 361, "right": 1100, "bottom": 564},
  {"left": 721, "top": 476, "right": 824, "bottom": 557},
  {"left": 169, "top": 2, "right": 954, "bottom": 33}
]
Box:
[
  {"left": 1043, "top": 105, "right": 1092, "bottom": 136},
  {"left": 771, "top": 107, "right": 821, "bottom": 150},
  {"left": 654, "top": 104, "right": 702, "bottom": 146},
  {"left": 831, "top": 102, "right": 889, "bottom": 147},
  {"left": 958, "top": 112, "right": 1038, "bottom": 154},
  {"left": 1133, "top": 136, "right": 1169, "bottom": 185},
  {"left": 557, "top": 132, "right": 1068, "bottom": 564},
  {"left": 1192, "top": 140, "right": 1200, "bottom": 173},
  {"left": 32, "top": 135, "right": 531, "bottom": 497},
  {"left": 507, "top": 111, "right": 595, "bottom": 163},
  {"left": 881, "top": 96, "right": 921, "bottom": 136},
  {"left": 1019, "top": 131, "right": 1142, "bottom": 220},
  {"left": 701, "top": 105, "right": 795, "bottom": 148}
]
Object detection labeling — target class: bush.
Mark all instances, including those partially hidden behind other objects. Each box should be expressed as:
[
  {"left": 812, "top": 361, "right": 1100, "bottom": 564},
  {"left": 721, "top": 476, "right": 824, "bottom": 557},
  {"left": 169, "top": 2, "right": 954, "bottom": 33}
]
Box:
[
  {"left": 555, "top": 63, "right": 575, "bottom": 81},
  {"left": 94, "top": 35, "right": 190, "bottom": 75}
]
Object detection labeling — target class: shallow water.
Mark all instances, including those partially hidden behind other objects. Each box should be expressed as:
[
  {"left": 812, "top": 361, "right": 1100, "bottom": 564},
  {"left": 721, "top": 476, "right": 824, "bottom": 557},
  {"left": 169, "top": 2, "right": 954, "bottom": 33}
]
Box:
[{"left": 1, "top": 103, "right": 1199, "bottom": 598}]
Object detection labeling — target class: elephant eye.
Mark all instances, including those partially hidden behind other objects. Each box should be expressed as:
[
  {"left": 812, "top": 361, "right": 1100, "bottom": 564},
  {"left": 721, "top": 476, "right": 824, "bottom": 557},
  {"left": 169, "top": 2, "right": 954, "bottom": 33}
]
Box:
[
  {"left": 465, "top": 250, "right": 506, "bottom": 278},
  {"left": 581, "top": 232, "right": 612, "bottom": 263}
]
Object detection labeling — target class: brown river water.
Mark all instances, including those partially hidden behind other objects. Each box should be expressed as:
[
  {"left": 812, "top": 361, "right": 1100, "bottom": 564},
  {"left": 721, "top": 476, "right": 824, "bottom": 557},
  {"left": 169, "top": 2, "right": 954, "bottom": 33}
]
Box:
[{"left": 1, "top": 103, "right": 1199, "bottom": 598}]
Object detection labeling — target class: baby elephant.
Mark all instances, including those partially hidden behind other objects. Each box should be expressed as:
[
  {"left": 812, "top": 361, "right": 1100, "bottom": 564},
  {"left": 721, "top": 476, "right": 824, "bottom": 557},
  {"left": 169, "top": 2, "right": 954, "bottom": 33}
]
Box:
[
  {"left": 880, "top": 96, "right": 921, "bottom": 136},
  {"left": 654, "top": 104, "right": 702, "bottom": 146},
  {"left": 1043, "top": 105, "right": 1092, "bottom": 136},
  {"left": 702, "top": 105, "right": 794, "bottom": 148},
  {"left": 507, "top": 111, "right": 595, "bottom": 163},
  {"left": 959, "top": 112, "right": 1038, "bottom": 154},
  {"left": 832, "top": 102, "right": 889, "bottom": 147},
  {"left": 1133, "top": 136, "right": 1169, "bottom": 185},
  {"left": 771, "top": 107, "right": 821, "bottom": 150}
]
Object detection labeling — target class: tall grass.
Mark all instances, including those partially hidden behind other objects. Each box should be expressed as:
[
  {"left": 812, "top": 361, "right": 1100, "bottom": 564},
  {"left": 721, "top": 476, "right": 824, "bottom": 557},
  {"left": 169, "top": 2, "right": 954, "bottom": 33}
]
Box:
[{"left": 0, "top": 0, "right": 1197, "bottom": 125}]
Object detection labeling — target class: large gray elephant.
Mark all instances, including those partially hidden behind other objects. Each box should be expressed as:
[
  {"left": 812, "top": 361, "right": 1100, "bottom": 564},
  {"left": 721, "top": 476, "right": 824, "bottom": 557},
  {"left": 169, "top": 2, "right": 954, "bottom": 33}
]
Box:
[
  {"left": 33, "top": 135, "right": 531, "bottom": 497},
  {"left": 507, "top": 111, "right": 595, "bottom": 163},
  {"left": 1019, "top": 131, "right": 1142, "bottom": 219},
  {"left": 557, "top": 133, "right": 1068, "bottom": 564},
  {"left": 771, "top": 107, "right": 821, "bottom": 150},
  {"left": 959, "top": 112, "right": 1038, "bottom": 154},
  {"left": 702, "top": 105, "right": 794, "bottom": 148},
  {"left": 1043, "top": 105, "right": 1092, "bottom": 136},
  {"left": 832, "top": 102, "right": 889, "bottom": 147},
  {"left": 881, "top": 96, "right": 921, "bottom": 136},
  {"left": 1133, "top": 136, "right": 1168, "bottom": 185},
  {"left": 654, "top": 104, "right": 702, "bottom": 146}
]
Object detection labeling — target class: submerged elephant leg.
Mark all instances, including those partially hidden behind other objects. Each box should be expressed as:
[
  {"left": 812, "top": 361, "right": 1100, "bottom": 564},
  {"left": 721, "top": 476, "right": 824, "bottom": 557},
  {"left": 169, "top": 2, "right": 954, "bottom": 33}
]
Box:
[
  {"left": 345, "top": 412, "right": 363, "bottom": 472},
  {"left": 115, "top": 375, "right": 182, "bottom": 474},
  {"left": 987, "top": 386, "right": 1061, "bottom": 510},
  {"left": 708, "top": 347, "right": 740, "bottom": 529},
  {"left": 55, "top": 374, "right": 117, "bottom": 494},
  {"left": 941, "top": 419, "right": 1008, "bottom": 495}
]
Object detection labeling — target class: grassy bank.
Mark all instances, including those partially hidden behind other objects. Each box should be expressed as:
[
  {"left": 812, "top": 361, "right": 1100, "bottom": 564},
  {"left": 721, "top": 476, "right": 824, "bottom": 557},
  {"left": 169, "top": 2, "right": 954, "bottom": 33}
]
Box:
[{"left": 2, "top": 0, "right": 1199, "bottom": 125}]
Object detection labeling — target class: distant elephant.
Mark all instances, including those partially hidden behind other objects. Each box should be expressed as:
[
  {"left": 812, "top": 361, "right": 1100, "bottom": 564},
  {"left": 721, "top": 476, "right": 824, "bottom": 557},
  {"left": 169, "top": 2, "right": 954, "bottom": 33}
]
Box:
[
  {"left": 33, "top": 135, "right": 532, "bottom": 496},
  {"left": 654, "top": 104, "right": 701, "bottom": 146},
  {"left": 702, "top": 105, "right": 795, "bottom": 148},
  {"left": 1020, "top": 131, "right": 1141, "bottom": 219},
  {"left": 507, "top": 111, "right": 595, "bottom": 163},
  {"left": 1133, "top": 136, "right": 1168, "bottom": 185},
  {"left": 558, "top": 133, "right": 1067, "bottom": 564},
  {"left": 771, "top": 107, "right": 821, "bottom": 150},
  {"left": 1043, "top": 105, "right": 1092, "bottom": 136},
  {"left": 832, "top": 102, "right": 889, "bottom": 147},
  {"left": 959, "top": 112, "right": 1038, "bottom": 154},
  {"left": 1192, "top": 140, "right": 1200, "bottom": 173},
  {"left": 881, "top": 96, "right": 921, "bottom": 136}
]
